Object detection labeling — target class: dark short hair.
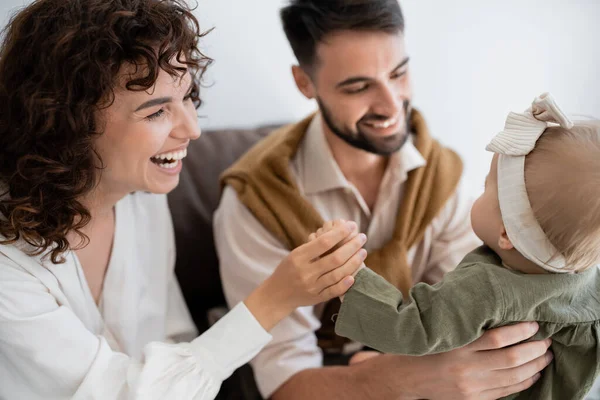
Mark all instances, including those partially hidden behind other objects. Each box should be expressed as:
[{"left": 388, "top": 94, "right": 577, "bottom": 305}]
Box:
[
  {"left": 0, "top": 0, "right": 212, "bottom": 263},
  {"left": 280, "top": 0, "right": 405, "bottom": 70}
]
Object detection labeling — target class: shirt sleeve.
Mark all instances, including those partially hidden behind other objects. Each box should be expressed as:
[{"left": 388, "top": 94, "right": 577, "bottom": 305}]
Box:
[
  {"left": 422, "top": 180, "right": 482, "bottom": 284},
  {"left": 0, "top": 257, "right": 272, "bottom": 400},
  {"left": 335, "top": 265, "right": 504, "bottom": 355},
  {"left": 214, "top": 186, "right": 324, "bottom": 398}
]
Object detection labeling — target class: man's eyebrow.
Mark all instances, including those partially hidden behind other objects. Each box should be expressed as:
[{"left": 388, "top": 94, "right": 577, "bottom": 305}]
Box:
[
  {"left": 335, "top": 57, "right": 410, "bottom": 88},
  {"left": 390, "top": 57, "right": 410, "bottom": 74},
  {"left": 134, "top": 80, "right": 194, "bottom": 112}
]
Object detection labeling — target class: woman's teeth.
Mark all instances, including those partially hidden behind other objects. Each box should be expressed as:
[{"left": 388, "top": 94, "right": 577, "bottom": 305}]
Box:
[
  {"left": 153, "top": 148, "right": 187, "bottom": 161},
  {"left": 151, "top": 148, "right": 187, "bottom": 168},
  {"left": 155, "top": 159, "right": 180, "bottom": 169}
]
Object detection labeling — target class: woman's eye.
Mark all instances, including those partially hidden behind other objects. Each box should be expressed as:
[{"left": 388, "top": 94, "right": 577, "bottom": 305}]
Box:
[{"left": 146, "top": 109, "right": 165, "bottom": 121}]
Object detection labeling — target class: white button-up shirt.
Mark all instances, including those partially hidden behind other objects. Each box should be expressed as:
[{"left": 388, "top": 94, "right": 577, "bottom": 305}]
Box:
[
  {"left": 0, "top": 192, "right": 272, "bottom": 400},
  {"left": 215, "top": 113, "right": 481, "bottom": 398}
]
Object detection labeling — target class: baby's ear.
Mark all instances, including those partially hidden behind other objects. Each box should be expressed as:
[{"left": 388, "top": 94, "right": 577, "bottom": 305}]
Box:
[{"left": 498, "top": 225, "right": 514, "bottom": 250}]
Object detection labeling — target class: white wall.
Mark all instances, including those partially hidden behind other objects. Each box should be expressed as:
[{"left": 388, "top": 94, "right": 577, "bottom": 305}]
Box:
[
  {"left": 194, "top": 0, "right": 600, "bottom": 189},
  {"left": 3, "top": 1, "right": 599, "bottom": 188},
  {"left": 0, "top": 0, "right": 28, "bottom": 30}
]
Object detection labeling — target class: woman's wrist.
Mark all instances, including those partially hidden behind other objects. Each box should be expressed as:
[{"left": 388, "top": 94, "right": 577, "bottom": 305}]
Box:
[{"left": 244, "top": 276, "right": 295, "bottom": 332}]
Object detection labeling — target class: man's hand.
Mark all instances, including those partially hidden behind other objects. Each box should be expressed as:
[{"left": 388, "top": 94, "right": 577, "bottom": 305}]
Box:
[{"left": 362, "top": 322, "right": 552, "bottom": 400}]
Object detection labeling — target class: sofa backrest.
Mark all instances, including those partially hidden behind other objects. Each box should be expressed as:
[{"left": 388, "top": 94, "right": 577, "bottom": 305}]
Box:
[{"left": 167, "top": 124, "right": 279, "bottom": 332}]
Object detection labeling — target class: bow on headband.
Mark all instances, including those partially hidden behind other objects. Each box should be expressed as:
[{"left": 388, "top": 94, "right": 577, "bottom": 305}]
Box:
[{"left": 486, "top": 93, "right": 574, "bottom": 273}]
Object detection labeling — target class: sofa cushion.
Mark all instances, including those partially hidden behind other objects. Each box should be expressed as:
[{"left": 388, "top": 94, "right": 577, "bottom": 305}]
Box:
[{"left": 167, "top": 124, "right": 278, "bottom": 332}]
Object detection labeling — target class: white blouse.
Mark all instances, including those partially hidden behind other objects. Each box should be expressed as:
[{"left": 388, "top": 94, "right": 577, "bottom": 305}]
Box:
[{"left": 0, "top": 192, "right": 272, "bottom": 400}]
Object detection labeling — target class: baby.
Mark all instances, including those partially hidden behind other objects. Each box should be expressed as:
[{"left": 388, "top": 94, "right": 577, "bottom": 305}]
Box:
[{"left": 316, "top": 93, "right": 600, "bottom": 399}]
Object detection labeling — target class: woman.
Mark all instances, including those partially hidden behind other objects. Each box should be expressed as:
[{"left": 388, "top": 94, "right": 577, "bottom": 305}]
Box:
[{"left": 0, "top": 0, "right": 367, "bottom": 398}]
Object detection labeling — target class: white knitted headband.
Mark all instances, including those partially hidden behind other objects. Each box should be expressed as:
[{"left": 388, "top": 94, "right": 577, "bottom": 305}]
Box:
[{"left": 486, "top": 93, "right": 574, "bottom": 273}]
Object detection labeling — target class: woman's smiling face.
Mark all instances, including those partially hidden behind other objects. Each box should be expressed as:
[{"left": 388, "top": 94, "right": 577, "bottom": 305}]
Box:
[{"left": 93, "top": 63, "right": 201, "bottom": 197}]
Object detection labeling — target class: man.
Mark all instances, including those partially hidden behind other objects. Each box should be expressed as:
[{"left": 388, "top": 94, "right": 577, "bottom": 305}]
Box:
[{"left": 214, "top": 1, "right": 552, "bottom": 399}]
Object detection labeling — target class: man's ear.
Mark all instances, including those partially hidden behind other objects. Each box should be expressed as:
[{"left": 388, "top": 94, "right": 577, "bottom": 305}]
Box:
[
  {"left": 292, "top": 65, "right": 316, "bottom": 99},
  {"left": 498, "top": 225, "right": 514, "bottom": 250}
]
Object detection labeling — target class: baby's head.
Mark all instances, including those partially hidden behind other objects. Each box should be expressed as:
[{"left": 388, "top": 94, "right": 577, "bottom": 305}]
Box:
[
  {"left": 472, "top": 95, "right": 600, "bottom": 273},
  {"left": 524, "top": 122, "right": 600, "bottom": 271}
]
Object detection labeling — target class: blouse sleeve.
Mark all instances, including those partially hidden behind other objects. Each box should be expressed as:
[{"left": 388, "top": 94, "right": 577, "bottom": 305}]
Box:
[
  {"left": 0, "top": 258, "right": 272, "bottom": 400},
  {"left": 164, "top": 268, "right": 199, "bottom": 344}
]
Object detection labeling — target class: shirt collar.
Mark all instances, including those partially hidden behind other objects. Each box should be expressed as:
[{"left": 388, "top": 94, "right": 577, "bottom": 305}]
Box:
[{"left": 300, "top": 112, "right": 427, "bottom": 195}]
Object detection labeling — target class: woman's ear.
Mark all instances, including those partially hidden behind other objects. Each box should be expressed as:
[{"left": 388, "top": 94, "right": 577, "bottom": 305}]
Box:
[
  {"left": 292, "top": 65, "right": 316, "bottom": 99},
  {"left": 498, "top": 225, "right": 514, "bottom": 250}
]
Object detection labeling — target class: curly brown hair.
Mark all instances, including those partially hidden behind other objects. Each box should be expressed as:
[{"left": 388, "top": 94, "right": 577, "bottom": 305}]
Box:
[{"left": 0, "top": 0, "right": 212, "bottom": 263}]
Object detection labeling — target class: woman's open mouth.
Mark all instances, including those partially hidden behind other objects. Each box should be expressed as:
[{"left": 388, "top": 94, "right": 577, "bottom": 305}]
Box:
[{"left": 150, "top": 148, "right": 187, "bottom": 169}]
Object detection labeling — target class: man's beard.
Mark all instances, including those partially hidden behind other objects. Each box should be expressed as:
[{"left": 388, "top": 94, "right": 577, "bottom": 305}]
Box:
[{"left": 317, "top": 98, "right": 412, "bottom": 156}]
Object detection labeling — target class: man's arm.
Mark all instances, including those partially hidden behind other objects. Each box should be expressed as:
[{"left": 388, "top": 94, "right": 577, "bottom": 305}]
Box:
[
  {"left": 272, "top": 361, "right": 410, "bottom": 400},
  {"left": 274, "top": 325, "right": 553, "bottom": 400}
]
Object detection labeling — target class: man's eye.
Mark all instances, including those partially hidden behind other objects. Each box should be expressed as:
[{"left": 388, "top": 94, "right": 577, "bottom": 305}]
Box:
[
  {"left": 345, "top": 85, "right": 369, "bottom": 94},
  {"left": 391, "top": 70, "right": 407, "bottom": 79}
]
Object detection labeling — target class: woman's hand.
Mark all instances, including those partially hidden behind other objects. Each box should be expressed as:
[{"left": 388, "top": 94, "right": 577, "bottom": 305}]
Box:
[
  {"left": 310, "top": 219, "right": 368, "bottom": 297},
  {"left": 245, "top": 220, "right": 367, "bottom": 331},
  {"left": 276, "top": 220, "right": 367, "bottom": 307}
]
